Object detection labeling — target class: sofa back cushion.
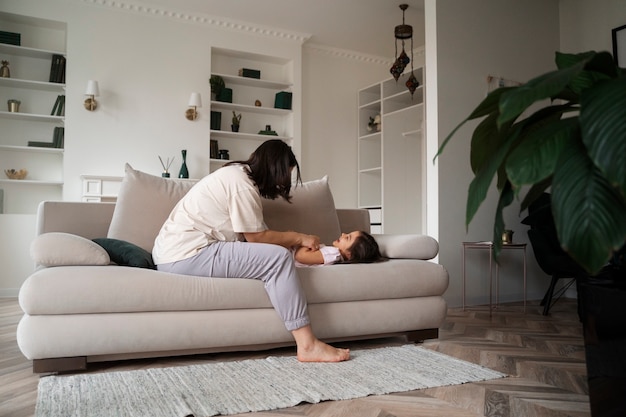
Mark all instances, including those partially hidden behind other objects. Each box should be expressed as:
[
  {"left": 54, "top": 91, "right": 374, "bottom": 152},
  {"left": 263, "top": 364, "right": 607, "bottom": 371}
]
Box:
[
  {"left": 262, "top": 176, "right": 341, "bottom": 245},
  {"left": 107, "top": 164, "right": 197, "bottom": 252},
  {"left": 108, "top": 165, "right": 342, "bottom": 251}
]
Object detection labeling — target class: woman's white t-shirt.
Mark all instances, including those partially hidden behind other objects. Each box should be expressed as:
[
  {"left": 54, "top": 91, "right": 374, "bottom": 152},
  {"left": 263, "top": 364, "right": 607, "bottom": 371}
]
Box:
[{"left": 152, "top": 165, "right": 266, "bottom": 265}]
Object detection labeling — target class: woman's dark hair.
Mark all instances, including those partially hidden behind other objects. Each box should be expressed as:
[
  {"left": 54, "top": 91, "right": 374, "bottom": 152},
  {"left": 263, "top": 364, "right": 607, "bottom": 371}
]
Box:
[
  {"left": 226, "top": 139, "right": 301, "bottom": 201},
  {"left": 345, "top": 231, "right": 385, "bottom": 264}
]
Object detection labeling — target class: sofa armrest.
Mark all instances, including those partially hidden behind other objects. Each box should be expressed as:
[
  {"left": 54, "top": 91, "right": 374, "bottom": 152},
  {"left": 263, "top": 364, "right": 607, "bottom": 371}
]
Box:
[
  {"left": 36, "top": 201, "right": 115, "bottom": 239},
  {"left": 373, "top": 234, "right": 439, "bottom": 260},
  {"left": 336, "top": 208, "right": 370, "bottom": 233}
]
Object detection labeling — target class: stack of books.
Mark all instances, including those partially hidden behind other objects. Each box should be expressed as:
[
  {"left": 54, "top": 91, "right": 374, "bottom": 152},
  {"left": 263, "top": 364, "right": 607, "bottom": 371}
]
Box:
[
  {"left": 49, "top": 54, "right": 66, "bottom": 83},
  {"left": 0, "top": 30, "right": 21, "bottom": 46},
  {"left": 51, "top": 95, "right": 65, "bottom": 116},
  {"left": 28, "top": 127, "right": 64, "bottom": 149}
]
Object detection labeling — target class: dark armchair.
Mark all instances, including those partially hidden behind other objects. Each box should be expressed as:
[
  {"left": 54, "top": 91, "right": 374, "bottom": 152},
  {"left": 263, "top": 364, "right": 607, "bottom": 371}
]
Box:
[{"left": 522, "top": 193, "right": 585, "bottom": 315}]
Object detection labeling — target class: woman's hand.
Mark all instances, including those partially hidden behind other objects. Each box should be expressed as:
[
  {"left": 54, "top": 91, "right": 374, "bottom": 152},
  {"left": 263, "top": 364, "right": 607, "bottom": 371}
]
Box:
[
  {"left": 299, "top": 234, "right": 321, "bottom": 251},
  {"left": 243, "top": 230, "right": 320, "bottom": 250}
]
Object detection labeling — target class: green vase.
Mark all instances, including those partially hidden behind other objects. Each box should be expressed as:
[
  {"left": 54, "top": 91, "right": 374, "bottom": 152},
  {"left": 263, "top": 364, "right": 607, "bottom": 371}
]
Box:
[{"left": 178, "top": 150, "right": 189, "bottom": 179}]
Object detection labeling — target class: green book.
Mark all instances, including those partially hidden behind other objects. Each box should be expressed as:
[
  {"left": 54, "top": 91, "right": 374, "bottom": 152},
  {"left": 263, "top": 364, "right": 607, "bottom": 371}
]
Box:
[
  {"left": 51, "top": 95, "right": 61, "bottom": 116},
  {"left": 52, "top": 127, "right": 65, "bottom": 148},
  {"left": 56, "top": 95, "right": 65, "bottom": 116},
  {"left": 28, "top": 141, "right": 55, "bottom": 148}
]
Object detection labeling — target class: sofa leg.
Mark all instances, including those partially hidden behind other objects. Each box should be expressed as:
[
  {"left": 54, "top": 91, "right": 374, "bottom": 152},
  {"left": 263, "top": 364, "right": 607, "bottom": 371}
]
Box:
[
  {"left": 33, "top": 357, "right": 87, "bottom": 374},
  {"left": 405, "top": 328, "right": 439, "bottom": 343}
]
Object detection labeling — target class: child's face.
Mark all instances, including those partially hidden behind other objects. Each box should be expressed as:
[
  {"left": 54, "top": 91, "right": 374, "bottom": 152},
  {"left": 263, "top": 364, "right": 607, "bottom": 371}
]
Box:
[{"left": 332, "top": 231, "right": 361, "bottom": 259}]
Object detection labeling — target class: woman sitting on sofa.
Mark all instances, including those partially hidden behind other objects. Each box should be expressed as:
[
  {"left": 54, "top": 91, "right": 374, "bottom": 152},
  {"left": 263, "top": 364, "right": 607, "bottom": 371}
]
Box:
[{"left": 153, "top": 139, "right": 350, "bottom": 363}]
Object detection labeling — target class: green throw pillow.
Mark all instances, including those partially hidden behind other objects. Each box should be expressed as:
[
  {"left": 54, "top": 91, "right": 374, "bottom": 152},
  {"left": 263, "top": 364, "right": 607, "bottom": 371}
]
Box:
[{"left": 93, "top": 238, "right": 156, "bottom": 269}]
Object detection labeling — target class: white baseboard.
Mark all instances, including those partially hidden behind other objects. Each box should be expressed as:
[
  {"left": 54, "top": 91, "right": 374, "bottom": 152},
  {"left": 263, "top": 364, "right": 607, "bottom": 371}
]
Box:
[{"left": 0, "top": 288, "right": 19, "bottom": 298}]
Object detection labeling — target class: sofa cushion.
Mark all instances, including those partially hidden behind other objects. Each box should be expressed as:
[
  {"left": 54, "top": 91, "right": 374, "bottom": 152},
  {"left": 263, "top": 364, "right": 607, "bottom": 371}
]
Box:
[
  {"left": 262, "top": 176, "right": 341, "bottom": 245},
  {"left": 93, "top": 238, "right": 156, "bottom": 269},
  {"left": 19, "top": 259, "right": 449, "bottom": 314},
  {"left": 107, "top": 164, "right": 197, "bottom": 252},
  {"left": 373, "top": 234, "right": 440, "bottom": 260},
  {"left": 30, "top": 232, "right": 110, "bottom": 267}
]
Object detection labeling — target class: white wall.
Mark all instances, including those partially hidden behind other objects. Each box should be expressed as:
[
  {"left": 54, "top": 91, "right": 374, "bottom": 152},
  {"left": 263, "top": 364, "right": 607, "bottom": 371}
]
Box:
[
  {"left": 559, "top": 0, "right": 626, "bottom": 54},
  {"left": 0, "top": 0, "right": 307, "bottom": 295},
  {"left": 432, "top": 0, "right": 561, "bottom": 307},
  {"left": 301, "top": 45, "right": 392, "bottom": 208},
  {"left": 1, "top": 0, "right": 622, "bottom": 299}
]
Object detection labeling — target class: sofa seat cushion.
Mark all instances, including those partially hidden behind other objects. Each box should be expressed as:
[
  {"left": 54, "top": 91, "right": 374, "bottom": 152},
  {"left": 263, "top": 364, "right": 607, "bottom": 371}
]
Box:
[{"left": 19, "top": 260, "right": 448, "bottom": 315}]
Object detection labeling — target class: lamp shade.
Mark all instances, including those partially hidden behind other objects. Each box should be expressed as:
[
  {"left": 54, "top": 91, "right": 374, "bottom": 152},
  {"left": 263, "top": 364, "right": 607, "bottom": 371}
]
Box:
[
  {"left": 85, "top": 80, "right": 99, "bottom": 96},
  {"left": 188, "top": 92, "right": 202, "bottom": 107}
]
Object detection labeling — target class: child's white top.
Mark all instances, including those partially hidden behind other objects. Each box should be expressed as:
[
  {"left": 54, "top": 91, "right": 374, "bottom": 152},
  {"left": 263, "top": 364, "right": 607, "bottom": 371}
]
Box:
[{"left": 294, "top": 244, "right": 342, "bottom": 267}]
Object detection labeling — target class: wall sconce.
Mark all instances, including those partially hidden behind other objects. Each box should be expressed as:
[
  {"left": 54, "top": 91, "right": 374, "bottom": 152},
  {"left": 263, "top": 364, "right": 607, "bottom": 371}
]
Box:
[
  {"left": 186, "top": 92, "right": 202, "bottom": 121},
  {"left": 84, "top": 80, "right": 99, "bottom": 111}
]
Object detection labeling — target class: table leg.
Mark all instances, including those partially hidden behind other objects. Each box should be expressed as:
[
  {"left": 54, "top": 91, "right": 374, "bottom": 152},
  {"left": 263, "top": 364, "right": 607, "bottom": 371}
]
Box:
[
  {"left": 489, "top": 247, "right": 493, "bottom": 314},
  {"left": 462, "top": 245, "right": 466, "bottom": 311},
  {"left": 495, "top": 258, "right": 499, "bottom": 309},
  {"left": 523, "top": 246, "right": 527, "bottom": 312}
]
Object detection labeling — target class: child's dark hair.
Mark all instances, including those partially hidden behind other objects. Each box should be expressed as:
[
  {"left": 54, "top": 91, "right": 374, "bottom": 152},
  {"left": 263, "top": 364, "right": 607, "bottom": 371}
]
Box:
[
  {"left": 345, "top": 231, "right": 385, "bottom": 264},
  {"left": 226, "top": 139, "right": 301, "bottom": 202}
]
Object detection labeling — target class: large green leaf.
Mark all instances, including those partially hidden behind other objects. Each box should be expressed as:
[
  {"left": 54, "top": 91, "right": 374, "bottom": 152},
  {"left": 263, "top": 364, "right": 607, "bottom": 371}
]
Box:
[
  {"left": 552, "top": 142, "right": 626, "bottom": 274},
  {"left": 580, "top": 76, "right": 626, "bottom": 197},
  {"left": 498, "top": 58, "right": 590, "bottom": 127},
  {"left": 470, "top": 112, "right": 501, "bottom": 174},
  {"left": 466, "top": 126, "right": 519, "bottom": 226},
  {"left": 520, "top": 177, "right": 553, "bottom": 213},
  {"left": 506, "top": 115, "right": 578, "bottom": 187},
  {"left": 435, "top": 87, "right": 514, "bottom": 162},
  {"left": 555, "top": 51, "right": 596, "bottom": 69},
  {"left": 556, "top": 51, "right": 612, "bottom": 95}
]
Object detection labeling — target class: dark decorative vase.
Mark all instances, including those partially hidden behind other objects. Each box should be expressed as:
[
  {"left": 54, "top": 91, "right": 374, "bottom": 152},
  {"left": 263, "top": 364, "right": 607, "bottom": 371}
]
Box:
[{"left": 178, "top": 149, "right": 189, "bottom": 179}]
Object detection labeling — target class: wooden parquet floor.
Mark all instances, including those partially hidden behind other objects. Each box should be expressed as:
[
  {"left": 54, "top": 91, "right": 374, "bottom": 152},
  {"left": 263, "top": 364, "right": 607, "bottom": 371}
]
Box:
[{"left": 0, "top": 297, "right": 589, "bottom": 417}]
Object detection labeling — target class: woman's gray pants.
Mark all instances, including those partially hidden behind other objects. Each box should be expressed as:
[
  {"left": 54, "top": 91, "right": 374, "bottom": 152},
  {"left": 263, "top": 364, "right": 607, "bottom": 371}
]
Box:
[{"left": 156, "top": 241, "right": 309, "bottom": 331}]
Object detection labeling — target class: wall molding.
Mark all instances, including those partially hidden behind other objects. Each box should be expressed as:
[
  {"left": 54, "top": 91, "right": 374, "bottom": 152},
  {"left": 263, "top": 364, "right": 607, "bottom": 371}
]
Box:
[
  {"left": 304, "top": 43, "right": 391, "bottom": 66},
  {"left": 305, "top": 43, "right": 425, "bottom": 67},
  {"left": 80, "top": 0, "right": 311, "bottom": 44}
]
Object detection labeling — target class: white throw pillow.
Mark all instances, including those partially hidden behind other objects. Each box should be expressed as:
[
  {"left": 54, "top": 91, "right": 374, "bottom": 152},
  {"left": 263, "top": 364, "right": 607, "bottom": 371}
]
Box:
[
  {"left": 30, "top": 232, "right": 110, "bottom": 267},
  {"left": 107, "top": 164, "right": 197, "bottom": 252},
  {"left": 262, "top": 176, "right": 341, "bottom": 245}
]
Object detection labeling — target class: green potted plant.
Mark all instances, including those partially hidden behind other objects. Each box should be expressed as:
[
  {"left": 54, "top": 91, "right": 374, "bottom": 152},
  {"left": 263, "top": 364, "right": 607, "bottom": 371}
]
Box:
[
  {"left": 209, "top": 75, "right": 225, "bottom": 99},
  {"left": 437, "top": 50, "right": 626, "bottom": 416},
  {"left": 231, "top": 111, "right": 241, "bottom": 132}
]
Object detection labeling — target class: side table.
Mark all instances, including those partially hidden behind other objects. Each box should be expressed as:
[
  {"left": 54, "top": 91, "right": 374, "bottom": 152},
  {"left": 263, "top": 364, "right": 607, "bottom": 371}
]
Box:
[{"left": 462, "top": 241, "right": 527, "bottom": 312}]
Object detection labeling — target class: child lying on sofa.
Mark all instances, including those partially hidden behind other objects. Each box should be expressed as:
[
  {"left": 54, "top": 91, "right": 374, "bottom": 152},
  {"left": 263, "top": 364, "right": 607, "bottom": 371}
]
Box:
[{"left": 293, "top": 231, "right": 383, "bottom": 266}]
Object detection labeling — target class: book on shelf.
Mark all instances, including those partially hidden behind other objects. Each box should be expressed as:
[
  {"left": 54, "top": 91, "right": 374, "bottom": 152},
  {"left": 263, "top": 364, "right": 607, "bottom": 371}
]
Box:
[
  {"left": 48, "top": 54, "right": 66, "bottom": 83},
  {"left": 27, "top": 127, "right": 64, "bottom": 149},
  {"left": 28, "top": 141, "right": 55, "bottom": 148},
  {"left": 53, "top": 126, "right": 64, "bottom": 148},
  {"left": 50, "top": 95, "right": 65, "bottom": 116}
]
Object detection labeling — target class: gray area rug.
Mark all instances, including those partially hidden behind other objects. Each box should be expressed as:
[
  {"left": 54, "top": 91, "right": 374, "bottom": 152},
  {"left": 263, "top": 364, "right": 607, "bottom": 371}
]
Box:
[{"left": 36, "top": 345, "right": 506, "bottom": 417}]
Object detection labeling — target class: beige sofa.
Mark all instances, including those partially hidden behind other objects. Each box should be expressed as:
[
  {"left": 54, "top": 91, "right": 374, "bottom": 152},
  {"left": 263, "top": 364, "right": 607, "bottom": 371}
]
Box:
[{"left": 17, "top": 165, "right": 449, "bottom": 373}]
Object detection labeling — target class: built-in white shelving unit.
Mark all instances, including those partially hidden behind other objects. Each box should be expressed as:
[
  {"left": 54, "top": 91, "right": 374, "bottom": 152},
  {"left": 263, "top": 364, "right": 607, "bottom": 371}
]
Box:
[
  {"left": 0, "top": 12, "right": 66, "bottom": 215},
  {"left": 357, "top": 68, "right": 426, "bottom": 234},
  {"left": 209, "top": 48, "right": 296, "bottom": 170}
]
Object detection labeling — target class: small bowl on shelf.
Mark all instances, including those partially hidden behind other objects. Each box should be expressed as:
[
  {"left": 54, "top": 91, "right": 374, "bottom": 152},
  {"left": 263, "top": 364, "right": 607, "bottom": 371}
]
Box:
[{"left": 4, "top": 169, "right": 28, "bottom": 180}]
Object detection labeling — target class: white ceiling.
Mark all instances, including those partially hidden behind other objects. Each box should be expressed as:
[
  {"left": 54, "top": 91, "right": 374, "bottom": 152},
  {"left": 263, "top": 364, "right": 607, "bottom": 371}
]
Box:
[{"left": 138, "top": 0, "right": 425, "bottom": 59}]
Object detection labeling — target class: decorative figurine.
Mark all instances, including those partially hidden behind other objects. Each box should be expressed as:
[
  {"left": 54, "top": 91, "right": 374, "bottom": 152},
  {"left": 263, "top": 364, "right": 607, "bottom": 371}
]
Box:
[{"left": 0, "top": 60, "right": 10, "bottom": 78}]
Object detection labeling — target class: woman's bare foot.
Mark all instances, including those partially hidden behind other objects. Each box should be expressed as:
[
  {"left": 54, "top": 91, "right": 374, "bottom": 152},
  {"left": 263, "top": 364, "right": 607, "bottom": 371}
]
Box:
[
  {"left": 297, "top": 339, "right": 350, "bottom": 362},
  {"left": 292, "top": 325, "right": 350, "bottom": 362}
]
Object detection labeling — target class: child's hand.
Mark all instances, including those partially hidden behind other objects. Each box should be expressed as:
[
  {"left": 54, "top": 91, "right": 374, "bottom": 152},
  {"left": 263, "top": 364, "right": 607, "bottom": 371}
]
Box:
[{"left": 300, "top": 234, "right": 321, "bottom": 251}]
